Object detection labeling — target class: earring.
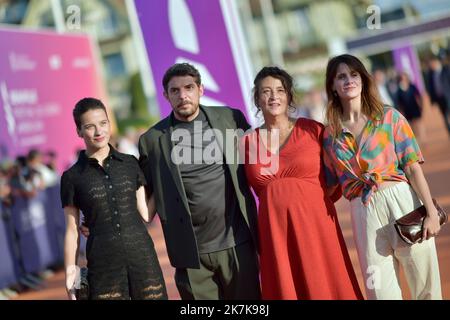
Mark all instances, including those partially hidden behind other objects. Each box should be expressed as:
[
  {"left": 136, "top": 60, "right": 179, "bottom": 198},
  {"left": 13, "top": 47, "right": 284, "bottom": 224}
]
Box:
[{"left": 333, "top": 90, "right": 338, "bottom": 98}]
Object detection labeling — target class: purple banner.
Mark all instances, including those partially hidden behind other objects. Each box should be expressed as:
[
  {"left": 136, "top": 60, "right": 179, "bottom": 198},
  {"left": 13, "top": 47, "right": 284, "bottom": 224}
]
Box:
[
  {"left": 392, "top": 43, "right": 425, "bottom": 93},
  {"left": 0, "top": 28, "right": 107, "bottom": 172},
  {"left": 134, "top": 0, "right": 255, "bottom": 122}
]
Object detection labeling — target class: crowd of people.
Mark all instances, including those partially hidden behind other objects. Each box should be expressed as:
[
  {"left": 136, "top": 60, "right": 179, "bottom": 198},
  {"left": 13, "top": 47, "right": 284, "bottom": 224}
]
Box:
[
  {"left": 1, "top": 53, "right": 448, "bottom": 300},
  {"left": 0, "top": 149, "right": 60, "bottom": 299}
]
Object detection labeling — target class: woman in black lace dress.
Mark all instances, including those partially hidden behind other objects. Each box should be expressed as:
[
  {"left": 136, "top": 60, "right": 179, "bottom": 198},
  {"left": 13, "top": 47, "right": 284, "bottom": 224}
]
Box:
[{"left": 61, "top": 98, "right": 167, "bottom": 300}]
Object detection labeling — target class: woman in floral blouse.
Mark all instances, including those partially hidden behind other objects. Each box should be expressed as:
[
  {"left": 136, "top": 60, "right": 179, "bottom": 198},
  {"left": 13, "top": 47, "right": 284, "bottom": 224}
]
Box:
[{"left": 322, "top": 54, "right": 442, "bottom": 300}]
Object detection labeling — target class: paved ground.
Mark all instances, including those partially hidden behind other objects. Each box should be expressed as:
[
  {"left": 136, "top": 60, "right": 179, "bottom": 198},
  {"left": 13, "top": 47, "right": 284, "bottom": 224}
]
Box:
[{"left": 13, "top": 103, "right": 450, "bottom": 300}]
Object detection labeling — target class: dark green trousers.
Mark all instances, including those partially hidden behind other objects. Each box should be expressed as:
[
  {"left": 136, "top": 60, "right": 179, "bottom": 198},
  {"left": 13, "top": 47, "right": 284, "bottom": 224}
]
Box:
[{"left": 175, "top": 241, "right": 261, "bottom": 300}]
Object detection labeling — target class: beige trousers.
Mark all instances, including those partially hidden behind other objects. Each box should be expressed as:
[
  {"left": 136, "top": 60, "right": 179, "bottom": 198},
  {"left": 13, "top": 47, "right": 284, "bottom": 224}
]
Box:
[{"left": 350, "top": 182, "right": 442, "bottom": 300}]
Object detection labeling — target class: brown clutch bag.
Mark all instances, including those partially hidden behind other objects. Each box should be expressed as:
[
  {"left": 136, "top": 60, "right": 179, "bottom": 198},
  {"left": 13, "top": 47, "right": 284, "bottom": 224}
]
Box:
[{"left": 394, "top": 199, "right": 448, "bottom": 245}]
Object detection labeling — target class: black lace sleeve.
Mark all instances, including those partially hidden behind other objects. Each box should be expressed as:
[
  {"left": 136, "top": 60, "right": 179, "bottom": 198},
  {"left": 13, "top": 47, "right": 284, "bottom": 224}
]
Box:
[
  {"left": 60, "top": 171, "right": 76, "bottom": 208},
  {"left": 131, "top": 156, "right": 147, "bottom": 190}
]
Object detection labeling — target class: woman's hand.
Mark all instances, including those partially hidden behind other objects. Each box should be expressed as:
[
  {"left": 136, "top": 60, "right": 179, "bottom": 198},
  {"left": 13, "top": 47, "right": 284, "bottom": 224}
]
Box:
[
  {"left": 404, "top": 162, "right": 441, "bottom": 242},
  {"left": 65, "top": 265, "right": 78, "bottom": 300},
  {"left": 422, "top": 206, "right": 441, "bottom": 242},
  {"left": 63, "top": 206, "right": 81, "bottom": 300},
  {"left": 66, "top": 287, "right": 76, "bottom": 300}
]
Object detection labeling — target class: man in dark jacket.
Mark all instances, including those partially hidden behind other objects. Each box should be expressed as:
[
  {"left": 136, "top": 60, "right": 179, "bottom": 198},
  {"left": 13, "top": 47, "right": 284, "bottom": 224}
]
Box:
[
  {"left": 138, "top": 63, "right": 260, "bottom": 300},
  {"left": 425, "top": 57, "right": 450, "bottom": 135}
]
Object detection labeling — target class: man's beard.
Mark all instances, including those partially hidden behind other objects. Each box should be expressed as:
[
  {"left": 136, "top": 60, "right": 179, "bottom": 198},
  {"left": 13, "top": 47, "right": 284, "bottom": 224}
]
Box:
[{"left": 176, "top": 103, "right": 198, "bottom": 117}]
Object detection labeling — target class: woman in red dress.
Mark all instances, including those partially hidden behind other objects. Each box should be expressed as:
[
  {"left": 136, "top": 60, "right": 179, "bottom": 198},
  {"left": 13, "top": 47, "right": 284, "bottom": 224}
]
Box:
[{"left": 242, "top": 66, "right": 363, "bottom": 300}]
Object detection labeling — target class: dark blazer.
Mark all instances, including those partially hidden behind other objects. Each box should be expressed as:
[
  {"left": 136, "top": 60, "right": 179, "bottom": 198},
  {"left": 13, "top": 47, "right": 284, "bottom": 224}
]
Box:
[{"left": 138, "top": 105, "right": 258, "bottom": 269}]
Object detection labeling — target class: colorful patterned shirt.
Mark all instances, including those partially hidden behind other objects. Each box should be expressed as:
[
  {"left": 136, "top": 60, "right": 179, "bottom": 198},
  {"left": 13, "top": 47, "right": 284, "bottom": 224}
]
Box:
[{"left": 323, "top": 107, "right": 423, "bottom": 206}]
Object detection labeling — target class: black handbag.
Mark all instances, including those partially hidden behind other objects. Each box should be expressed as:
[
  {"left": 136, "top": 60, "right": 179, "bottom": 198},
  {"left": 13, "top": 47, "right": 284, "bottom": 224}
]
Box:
[{"left": 394, "top": 199, "right": 448, "bottom": 245}]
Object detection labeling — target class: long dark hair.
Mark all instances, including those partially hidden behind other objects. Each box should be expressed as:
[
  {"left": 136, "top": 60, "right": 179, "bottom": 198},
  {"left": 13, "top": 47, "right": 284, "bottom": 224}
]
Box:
[{"left": 325, "top": 54, "right": 384, "bottom": 137}]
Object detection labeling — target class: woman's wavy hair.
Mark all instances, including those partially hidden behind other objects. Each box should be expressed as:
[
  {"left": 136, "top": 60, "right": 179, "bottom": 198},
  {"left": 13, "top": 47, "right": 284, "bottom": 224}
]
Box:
[
  {"left": 252, "top": 66, "right": 297, "bottom": 115},
  {"left": 325, "top": 54, "right": 384, "bottom": 138}
]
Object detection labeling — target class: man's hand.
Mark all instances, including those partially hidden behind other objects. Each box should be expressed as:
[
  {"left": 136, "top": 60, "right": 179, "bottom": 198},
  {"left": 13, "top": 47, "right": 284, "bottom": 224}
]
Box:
[{"left": 80, "top": 224, "right": 90, "bottom": 238}]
